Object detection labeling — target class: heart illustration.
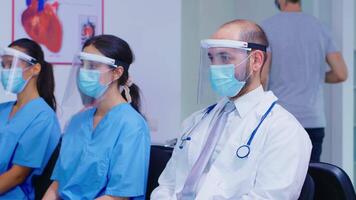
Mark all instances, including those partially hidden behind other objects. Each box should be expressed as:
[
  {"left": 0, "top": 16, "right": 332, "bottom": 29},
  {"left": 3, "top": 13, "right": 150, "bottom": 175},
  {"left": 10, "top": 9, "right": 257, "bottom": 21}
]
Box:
[{"left": 21, "top": 0, "right": 63, "bottom": 53}]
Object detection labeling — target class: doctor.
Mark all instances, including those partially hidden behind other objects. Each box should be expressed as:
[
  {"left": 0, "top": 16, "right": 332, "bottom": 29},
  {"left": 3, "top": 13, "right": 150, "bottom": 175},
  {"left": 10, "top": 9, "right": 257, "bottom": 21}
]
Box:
[{"left": 151, "top": 19, "right": 312, "bottom": 200}]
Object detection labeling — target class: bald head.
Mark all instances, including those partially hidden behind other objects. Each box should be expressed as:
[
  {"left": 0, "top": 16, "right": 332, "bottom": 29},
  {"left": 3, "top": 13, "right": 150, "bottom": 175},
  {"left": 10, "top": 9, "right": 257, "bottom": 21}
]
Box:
[{"left": 212, "top": 19, "right": 268, "bottom": 48}]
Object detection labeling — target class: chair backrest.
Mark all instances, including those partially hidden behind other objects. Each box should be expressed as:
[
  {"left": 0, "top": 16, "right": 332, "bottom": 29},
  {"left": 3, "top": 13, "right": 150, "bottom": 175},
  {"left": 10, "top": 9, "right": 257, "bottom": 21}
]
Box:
[
  {"left": 32, "top": 140, "right": 61, "bottom": 200},
  {"left": 146, "top": 145, "right": 174, "bottom": 198},
  {"left": 298, "top": 173, "right": 315, "bottom": 200},
  {"left": 309, "top": 162, "right": 356, "bottom": 200}
]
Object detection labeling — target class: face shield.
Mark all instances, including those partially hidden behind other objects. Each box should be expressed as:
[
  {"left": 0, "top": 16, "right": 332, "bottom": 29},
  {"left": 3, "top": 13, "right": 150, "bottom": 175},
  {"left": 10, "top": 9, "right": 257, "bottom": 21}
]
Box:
[
  {"left": 60, "top": 52, "right": 130, "bottom": 120},
  {"left": 198, "top": 39, "right": 266, "bottom": 104},
  {"left": 0, "top": 47, "right": 37, "bottom": 95}
]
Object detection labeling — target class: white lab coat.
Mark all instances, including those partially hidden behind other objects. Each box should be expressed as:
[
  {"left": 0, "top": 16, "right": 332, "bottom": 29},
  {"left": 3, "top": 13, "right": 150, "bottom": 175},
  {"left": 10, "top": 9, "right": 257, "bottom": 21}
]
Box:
[{"left": 151, "top": 90, "right": 312, "bottom": 200}]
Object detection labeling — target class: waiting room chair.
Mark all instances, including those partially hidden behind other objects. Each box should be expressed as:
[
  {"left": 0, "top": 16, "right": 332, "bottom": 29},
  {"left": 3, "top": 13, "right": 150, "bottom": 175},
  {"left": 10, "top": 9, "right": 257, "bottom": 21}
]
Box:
[
  {"left": 309, "top": 162, "right": 356, "bottom": 200},
  {"left": 146, "top": 145, "right": 174, "bottom": 198},
  {"left": 32, "top": 140, "right": 61, "bottom": 200}
]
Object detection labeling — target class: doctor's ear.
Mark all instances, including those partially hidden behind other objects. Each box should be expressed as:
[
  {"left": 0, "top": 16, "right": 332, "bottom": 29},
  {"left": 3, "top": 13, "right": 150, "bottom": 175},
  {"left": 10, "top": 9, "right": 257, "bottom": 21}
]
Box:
[
  {"left": 112, "top": 66, "right": 124, "bottom": 80},
  {"left": 249, "top": 50, "right": 264, "bottom": 72}
]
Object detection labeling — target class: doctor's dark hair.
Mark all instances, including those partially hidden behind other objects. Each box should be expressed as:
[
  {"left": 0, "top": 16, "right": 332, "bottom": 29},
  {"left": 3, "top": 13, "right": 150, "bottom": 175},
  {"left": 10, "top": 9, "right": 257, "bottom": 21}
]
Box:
[
  {"left": 9, "top": 38, "right": 57, "bottom": 111},
  {"left": 82, "top": 34, "right": 142, "bottom": 114}
]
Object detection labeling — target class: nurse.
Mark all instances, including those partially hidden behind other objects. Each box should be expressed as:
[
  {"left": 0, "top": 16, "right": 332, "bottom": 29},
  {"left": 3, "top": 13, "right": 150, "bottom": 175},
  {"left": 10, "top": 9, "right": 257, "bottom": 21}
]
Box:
[
  {"left": 44, "top": 35, "right": 150, "bottom": 200},
  {"left": 0, "top": 38, "right": 61, "bottom": 199}
]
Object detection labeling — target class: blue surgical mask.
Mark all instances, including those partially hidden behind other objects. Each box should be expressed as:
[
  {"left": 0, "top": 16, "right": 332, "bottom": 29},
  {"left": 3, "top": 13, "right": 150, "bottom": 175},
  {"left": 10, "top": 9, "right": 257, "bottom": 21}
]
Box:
[
  {"left": 209, "top": 64, "right": 247, "bottom": 97},
  {"left": 1, "top": 68, "right": 29, "bottom": 94},
  {"left": 77, "top": 68, "right": 110, "bottom": 98}
]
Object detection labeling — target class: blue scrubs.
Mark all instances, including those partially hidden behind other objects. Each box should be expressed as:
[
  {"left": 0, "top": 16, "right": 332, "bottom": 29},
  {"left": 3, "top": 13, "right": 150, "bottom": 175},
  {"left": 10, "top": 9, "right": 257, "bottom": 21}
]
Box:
[
  {"left": 52, "top": 103, "right": 150, "bottom": 200},
  {"left": 0, "top": 97, "right": 61, "bottom": 200}
]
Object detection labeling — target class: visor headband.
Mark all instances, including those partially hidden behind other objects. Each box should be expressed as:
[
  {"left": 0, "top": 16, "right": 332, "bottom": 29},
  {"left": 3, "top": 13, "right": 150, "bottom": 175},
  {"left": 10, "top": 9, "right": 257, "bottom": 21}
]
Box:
[
  {"left": 79, "top": 52, "right": 129, "bottom": 69},
  {"left": 247, "top": 43, "right": 266, "bottom": 52},
  {"left": 201, "top": 39, "right": 267, "bottom": 52},
  {"left": 2, "top": 47, "right": 37, "bottom": 64}
]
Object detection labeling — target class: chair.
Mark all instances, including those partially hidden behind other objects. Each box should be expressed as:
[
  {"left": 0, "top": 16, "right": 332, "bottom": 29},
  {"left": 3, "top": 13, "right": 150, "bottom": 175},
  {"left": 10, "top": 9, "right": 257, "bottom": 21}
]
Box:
[
  {"left": 146, "top": 145, "right": 174, "bottom": 198},
  {"left": 32, "top": 140, "right": 61, "bottom": 200},
  {"left": 309, "top": 162, "right": 356, "bottom": 200},
  {"left": 298, "top": 173, "right": 315, "bottom": 200}
]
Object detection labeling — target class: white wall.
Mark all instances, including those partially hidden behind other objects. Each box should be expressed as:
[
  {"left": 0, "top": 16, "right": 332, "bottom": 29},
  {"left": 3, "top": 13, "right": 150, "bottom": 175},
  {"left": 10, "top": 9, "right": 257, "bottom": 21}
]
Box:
[
  {"left": 104, "top": 0, "right": 181, "bottom": 144},
  {"left": 235, "top": 0, "right": 276, "bottom": 23},
  {"left": 328, "top": 0, "right": 354, "bottom": 180},
  {"left": 315, "top": 0, "right": 355, "bottom": 180},
  {"left": 0, "top": 0, "right": 182, "bottom": 144}
]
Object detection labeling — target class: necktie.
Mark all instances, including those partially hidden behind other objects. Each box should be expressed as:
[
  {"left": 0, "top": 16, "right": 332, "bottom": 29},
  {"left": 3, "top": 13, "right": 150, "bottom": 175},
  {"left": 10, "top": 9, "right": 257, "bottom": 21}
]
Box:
[{"left": 177, "top": 101, "right": 236, "bottom": 200}]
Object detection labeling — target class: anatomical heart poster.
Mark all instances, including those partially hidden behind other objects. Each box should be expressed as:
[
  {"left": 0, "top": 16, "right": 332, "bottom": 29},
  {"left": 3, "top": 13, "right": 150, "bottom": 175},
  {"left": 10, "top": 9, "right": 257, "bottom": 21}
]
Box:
[{"left": 12, "top": 0, "right": 104, "bottom": 64}]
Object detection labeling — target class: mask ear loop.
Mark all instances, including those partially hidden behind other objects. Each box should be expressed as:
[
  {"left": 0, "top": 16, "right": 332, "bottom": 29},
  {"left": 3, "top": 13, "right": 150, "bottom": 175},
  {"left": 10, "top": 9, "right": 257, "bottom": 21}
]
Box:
[
  {"left": 112, "top": 65, "right": 133, "bottom": 104},
  {"left": 244, "top": 52, "right": 257, "bottom": 82},
  {"left": 15, "top": 63, "right": 37, "bottom": 93},
  {"left": 234, "top": 51, "right": 255, "bottom": 82},
  {"left": 123, "top": 76, "right": 133, "bottom": 103}
]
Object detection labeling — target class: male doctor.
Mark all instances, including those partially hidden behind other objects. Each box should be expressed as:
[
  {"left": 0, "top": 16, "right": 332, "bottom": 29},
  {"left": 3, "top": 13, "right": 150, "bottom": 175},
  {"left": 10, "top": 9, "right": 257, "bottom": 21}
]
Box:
[{"left": 151, "top": 19, "right": 312, "bottom": 200}]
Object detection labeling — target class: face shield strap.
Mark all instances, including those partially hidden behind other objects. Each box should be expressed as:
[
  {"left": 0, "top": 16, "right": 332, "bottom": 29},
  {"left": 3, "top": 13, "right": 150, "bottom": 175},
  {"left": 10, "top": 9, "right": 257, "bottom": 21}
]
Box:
[
  {"left": 2, "top": 47, "right": 37, "bottom": 65},
  {"left": 115, "top": 60, "right": 130, "bottom": 70},
  {"left": 201, "top": 39, "right": 266, "bottom": 52},
  {"left": 247, "top": 43, "right": 267, "bottom": 52}
]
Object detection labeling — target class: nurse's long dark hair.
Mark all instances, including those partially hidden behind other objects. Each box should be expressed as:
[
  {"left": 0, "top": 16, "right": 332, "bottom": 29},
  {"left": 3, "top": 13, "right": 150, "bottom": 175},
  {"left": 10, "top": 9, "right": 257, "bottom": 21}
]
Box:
[
  {"left": 82, "top": 35, "right": 142, "bottom": 114},
  {"left": 9, "top": 38, "right": 57, "bottom": 111}
]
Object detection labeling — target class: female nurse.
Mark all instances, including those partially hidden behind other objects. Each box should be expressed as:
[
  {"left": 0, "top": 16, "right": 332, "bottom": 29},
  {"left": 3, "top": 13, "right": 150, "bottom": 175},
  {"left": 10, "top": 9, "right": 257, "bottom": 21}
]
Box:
[
  {"left": 44, "top": 35, "right": 151, "bottom": 200},
  {"left": 0, "top": 38, "right": 61, "bottom": 199}
]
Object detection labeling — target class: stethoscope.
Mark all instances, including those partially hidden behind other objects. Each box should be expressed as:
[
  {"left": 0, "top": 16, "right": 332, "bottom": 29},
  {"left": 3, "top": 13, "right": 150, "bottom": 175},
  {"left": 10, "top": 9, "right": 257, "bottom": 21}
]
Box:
[
  {"left": 179, "top": 103, "right": 217, "bottom": 149},
  {"left": 179, "top": 101, "right": 277, "bottom": 159}
]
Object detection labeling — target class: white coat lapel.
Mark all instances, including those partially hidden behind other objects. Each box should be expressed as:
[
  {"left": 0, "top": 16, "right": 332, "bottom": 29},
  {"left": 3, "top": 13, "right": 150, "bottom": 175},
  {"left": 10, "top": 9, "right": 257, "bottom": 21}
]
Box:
[{"left": 187, "top": 98, "right": 228, "bottom": 168}]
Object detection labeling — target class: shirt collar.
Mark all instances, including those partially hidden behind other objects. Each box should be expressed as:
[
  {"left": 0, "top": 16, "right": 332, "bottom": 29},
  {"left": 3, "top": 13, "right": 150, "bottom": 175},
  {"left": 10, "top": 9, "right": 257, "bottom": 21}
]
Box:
[{"left": 231, "top": 85, "right": 264, "bottom": 118}]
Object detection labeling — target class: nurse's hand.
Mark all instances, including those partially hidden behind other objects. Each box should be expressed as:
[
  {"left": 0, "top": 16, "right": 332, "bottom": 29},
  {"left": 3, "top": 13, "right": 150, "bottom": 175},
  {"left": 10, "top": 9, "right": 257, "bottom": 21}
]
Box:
[
  {"left": 42, "top": 181, "right": 60, "bottom": 200},
  {"left": 95, "top": 195, "right": 128, "bottom": 200},
  {"left": 0, "top": 165, "right": 32, "bottom": 195}
]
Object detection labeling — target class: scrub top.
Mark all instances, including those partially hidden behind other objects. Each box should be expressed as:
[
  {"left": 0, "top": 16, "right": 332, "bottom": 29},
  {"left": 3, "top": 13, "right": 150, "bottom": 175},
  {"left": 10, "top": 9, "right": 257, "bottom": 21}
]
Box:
[
  {"left": 0, "top": 97, "right": 61, "bottom": 200},
  {"left": 52, "top": 103, "right": 151, "bottom": 200}
]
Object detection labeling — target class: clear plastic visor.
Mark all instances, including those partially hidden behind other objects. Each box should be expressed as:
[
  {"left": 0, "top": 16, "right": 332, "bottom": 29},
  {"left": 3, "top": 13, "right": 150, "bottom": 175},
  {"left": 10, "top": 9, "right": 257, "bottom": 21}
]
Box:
[
  {"left": 197, "top": 39, "right": 251, "bottom": 105},
  {"left": 0, "top": 47, "right": 36, "bottom": 94}
]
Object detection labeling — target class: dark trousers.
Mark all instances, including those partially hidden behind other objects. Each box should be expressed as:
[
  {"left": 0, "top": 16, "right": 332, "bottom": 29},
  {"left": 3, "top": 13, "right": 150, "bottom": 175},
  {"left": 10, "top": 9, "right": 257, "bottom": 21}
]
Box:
[{"left": 305, "top": 128, "right": 325, "bottom": 163}]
